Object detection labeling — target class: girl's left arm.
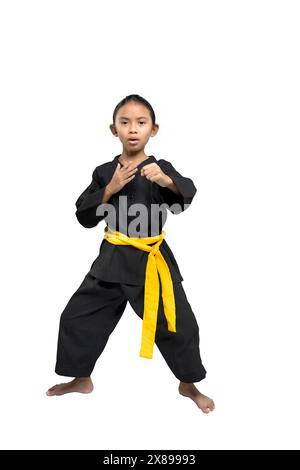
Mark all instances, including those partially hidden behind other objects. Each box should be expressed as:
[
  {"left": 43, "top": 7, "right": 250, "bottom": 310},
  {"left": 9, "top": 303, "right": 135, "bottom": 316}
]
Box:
[{"left": 156, "top": 159, "right": 197, "bottom": 214}]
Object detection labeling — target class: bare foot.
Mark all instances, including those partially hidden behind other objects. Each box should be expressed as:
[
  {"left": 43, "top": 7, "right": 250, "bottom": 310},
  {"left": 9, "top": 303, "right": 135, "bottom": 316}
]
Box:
[
  {"left": 178, "top": 382, "right": 215, "bottom": 413},
  {"left": 46, "top": 377, "right": 94, "bottom": 396}
]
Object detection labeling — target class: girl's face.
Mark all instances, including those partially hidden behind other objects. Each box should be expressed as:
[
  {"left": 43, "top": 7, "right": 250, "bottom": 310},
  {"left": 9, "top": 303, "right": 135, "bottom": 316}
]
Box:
[{"left": 110, "top": 101, "right": 158, "bottom": 151}]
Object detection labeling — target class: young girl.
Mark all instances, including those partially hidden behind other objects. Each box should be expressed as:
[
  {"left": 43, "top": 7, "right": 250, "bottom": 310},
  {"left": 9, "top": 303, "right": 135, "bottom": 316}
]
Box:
[{"left": 47, "top": 94, "right": 215, "bottom": 413}]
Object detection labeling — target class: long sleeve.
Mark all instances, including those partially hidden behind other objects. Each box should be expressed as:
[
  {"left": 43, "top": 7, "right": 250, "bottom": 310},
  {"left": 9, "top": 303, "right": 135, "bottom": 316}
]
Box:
[
  {"left": 75, "top": 166, "right": 110, "bottom": 228},
  {"left": 156, "top": 159, "right": 197, "bottom": 214}
]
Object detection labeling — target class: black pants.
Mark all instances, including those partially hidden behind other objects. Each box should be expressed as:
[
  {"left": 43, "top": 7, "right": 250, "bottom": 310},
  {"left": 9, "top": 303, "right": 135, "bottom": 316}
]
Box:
[{"left": 55, "top": 273, "right": 207, "bottom": 383}]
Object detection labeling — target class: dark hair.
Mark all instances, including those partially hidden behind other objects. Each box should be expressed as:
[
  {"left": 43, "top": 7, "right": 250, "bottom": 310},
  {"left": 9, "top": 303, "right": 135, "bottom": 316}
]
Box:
[{"left": 112, "top": 94, "right": 156, "bottom": 125}]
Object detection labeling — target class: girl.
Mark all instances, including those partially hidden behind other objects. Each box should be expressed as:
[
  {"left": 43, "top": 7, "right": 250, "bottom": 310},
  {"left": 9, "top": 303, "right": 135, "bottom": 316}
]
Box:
[{"left": 47, "top": 94, "right": 214, "bottom": 413}]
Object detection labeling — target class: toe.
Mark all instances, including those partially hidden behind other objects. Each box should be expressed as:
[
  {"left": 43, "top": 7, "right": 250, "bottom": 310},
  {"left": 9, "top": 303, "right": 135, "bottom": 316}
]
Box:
[{"left": 46, "top": 385, "right": 58, "bottom": 396}]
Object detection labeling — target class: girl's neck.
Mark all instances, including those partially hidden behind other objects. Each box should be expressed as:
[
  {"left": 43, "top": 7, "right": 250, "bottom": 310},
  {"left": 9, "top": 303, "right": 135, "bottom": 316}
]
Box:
[{"left": 119, "top": 150, "right": 149, "bottom": 165}]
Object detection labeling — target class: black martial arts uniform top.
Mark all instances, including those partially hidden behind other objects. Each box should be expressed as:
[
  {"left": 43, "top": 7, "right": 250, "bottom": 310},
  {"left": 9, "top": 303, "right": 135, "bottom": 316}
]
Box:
[{"left": 75, "top": 154, "right": 197, "bottom": 285}]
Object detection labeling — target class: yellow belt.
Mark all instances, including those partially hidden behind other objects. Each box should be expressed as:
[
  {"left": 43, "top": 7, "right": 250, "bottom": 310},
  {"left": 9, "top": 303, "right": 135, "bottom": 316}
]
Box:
[{"left": 103, "top": 225, "right": 176, "bottom": 359}]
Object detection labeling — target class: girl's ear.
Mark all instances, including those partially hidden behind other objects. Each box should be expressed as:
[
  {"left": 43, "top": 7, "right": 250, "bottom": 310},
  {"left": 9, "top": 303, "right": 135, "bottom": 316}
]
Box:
[
  {"left": 109, "top": 123, "right": 118, "bottom": 136},
  {"left": 151, "top": 123, "right": 159, "bottom": 137}
]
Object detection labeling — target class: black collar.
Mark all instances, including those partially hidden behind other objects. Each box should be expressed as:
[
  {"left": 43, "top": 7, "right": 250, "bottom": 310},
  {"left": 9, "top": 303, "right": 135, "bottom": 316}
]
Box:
[{"left": 113, "top": 154, "right": 156, "bottom": 168}]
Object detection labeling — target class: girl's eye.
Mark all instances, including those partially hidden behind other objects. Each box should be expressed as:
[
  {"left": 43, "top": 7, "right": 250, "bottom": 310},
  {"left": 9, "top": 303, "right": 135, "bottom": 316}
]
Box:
[{"left": 120, "top": 121, "right": 145, "bottom": 125}]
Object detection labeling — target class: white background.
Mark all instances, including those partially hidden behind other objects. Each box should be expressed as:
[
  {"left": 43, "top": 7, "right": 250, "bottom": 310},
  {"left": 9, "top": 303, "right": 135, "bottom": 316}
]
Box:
[{"left": 0, "top": 0, "right": 299, "bottom": 450}]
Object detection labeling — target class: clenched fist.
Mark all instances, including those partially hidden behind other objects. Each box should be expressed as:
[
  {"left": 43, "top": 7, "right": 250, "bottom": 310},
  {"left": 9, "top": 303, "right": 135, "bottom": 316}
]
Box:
[{"left": 140, "top": 163, "right": 173, "bottom": 187}]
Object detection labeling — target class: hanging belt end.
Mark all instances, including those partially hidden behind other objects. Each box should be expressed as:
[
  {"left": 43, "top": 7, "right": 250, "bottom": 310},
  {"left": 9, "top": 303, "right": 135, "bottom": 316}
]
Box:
[{"left": 139, "top": 349, "right": 153, "bottom": 359}]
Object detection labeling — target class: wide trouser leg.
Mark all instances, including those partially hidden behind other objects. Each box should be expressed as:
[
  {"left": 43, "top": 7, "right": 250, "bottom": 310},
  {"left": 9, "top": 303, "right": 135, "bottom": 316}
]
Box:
[
  {"left": 121, "top": 280, "right": 207, "bottom": 383},
  {"left": 55, "top": 274, "right": 127, "bottom": 377}
]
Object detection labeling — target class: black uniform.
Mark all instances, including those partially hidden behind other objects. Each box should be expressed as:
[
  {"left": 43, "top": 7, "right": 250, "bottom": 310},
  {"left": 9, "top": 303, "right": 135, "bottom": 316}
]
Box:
[{"left": 54, "top": 154, "right": 207, "bottom": 383}]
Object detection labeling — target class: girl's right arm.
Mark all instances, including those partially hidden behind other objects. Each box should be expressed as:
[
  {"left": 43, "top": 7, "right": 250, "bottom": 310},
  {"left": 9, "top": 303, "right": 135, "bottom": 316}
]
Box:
[
  {"left": 75, "top": 166, "right": 111, "bottom": 228},
  {"left": 75, "top": 162, "right": 137, "bottom": 228}
]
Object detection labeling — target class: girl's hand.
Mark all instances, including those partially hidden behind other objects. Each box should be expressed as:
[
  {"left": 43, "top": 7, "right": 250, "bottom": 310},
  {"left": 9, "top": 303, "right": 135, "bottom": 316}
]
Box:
[
  {"left": 140, "top": 163, "right": 173, "bottom": 187},
  {"left": 107, "top": 161, "right": 138, "bottom": 195}
]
